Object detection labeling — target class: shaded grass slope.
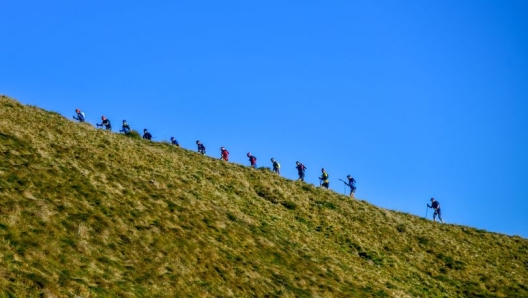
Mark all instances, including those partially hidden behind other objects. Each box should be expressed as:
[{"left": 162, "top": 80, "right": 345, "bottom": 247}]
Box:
[{"left": 0, "top": 95, "right": 527, "bottom": 297}]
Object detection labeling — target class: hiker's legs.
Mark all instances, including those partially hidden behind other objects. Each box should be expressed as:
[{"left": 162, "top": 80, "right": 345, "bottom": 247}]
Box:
[
  {"left": 350, "top": 187, "right": 356, "bottom": 198},
  {"left": 437, "top": 209, "right": 444, "bottom": 223}
]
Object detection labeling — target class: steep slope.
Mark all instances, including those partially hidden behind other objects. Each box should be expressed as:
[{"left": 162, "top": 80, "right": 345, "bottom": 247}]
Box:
[{"left": 0, "top": 95, "right": 527, "bottom": 297}]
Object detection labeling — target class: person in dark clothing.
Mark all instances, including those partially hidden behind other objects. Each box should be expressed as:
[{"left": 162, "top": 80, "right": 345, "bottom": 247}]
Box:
[
  {"left": 196, "top": 140, "right": 206, "bottom": 155},
  {"left": 319, "top": 168, "right": 329, "bottom": 189},
  {"left": 142, "top": 129, "right": 152, "bottom": 140},
  {"left": 346, "top": 175, "right": 356, "bottom": 198},
  {"left": 271, "top": 158, "right": 280, "bottom": 175},
  {"left": 428, "top": 198, "right": 444, "bottom": 223},
  {"left": 73, "top": 109, "right": 85, "bottom": 122},
  {"left": 220, "top": 147, "right": 229, "bottom": 161},
  {"left": 247, "top": 152, "right": 257, "bottom": 168},
  {"left": 97, "top": 116, "right": 111, "bottom": 130},
  {"left": 295, "top": 161, "right": 306, "bottom": 181},
  {"left": 170, "top": 137, "right": 179, "bottom": 147},
  {"left": 120, "top": 120, "right": 131, "bottom": 134}
]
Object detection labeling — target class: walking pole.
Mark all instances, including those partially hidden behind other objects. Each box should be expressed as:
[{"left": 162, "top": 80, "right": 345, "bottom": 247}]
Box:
[
  {"left": 425, "top": 205, "right": 429, "bottom": 219},
  {"left": 339, "top": 179, "right": 347, "bottom": 195}
]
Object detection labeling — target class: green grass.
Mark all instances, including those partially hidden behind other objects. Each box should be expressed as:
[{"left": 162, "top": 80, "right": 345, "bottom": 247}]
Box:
[{"left": 0, "top": 95, "right": 527, "bottom": 297}]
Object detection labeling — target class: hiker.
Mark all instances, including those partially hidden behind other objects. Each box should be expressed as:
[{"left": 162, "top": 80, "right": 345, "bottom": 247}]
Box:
[
  {"left": 142, "top": 129, "right": 152, "bottom": 140},
  {"left": 295, "top": 161, "right": 306, "bottom": 181},
  {"left": 170, "top": 137, "right": 179, "bottom": 147},
  {"left": 271, "top": 158, "right": 280, "bottom": 175},
  {"left": 96, "top": 116, "right": 112, "bottom": 130},
  {"left": 73, "top": 109, "right": 85, "bottom": 122},
  {"left": 319, "top": 168, "right": 329, "bottom": 189},
  {"left": 120, "top": 120, "right": 131, "bottom": 134},
  {"left": 247, "top": 152, "right": 257, "bottom": 168},
  {"left": 427, "top": 198, "right": 445, "bottom": 223},
  {"left": 345, "top": 175, "right": 357, "bottom": 198},
  {"left": 220, "top": 147, "right": 229, "bottom": 161},
  {"left": 196, "top": 140, "right": 206, "bottom": 155}
]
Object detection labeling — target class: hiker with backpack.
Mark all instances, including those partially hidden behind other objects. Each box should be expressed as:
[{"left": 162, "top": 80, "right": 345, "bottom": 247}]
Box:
[
  {"left": 96, "top": 116, "right": 112, "bottom": 130},
  {"left": 120, "top": 120, "right": 131, "bottom": 134},
  {"left": 220, "top": 147, "right": 229, "bottom": 161},
  {"left": 170, "top": 137, "right": 179, "bottom": 147},
  {"left": 196, "top": 140, "right": 206, "bottom": 155},
  {"left": 271, "top": 158, "right": 280, "bottom": 175},
  {"left": 427, "top": 198, "right": 445, "bottom": 223},
  {"left": 295, "top": 161, "right": 306, "bottom": 181},
  {"left": 247, "top": 152, "right": 257, "bottom": 168},
  {"left": 142, "top": 129, "right": 152, "bottom": 140},
  {"left": 345, "top": 175, "right": 356, "bottom": 198},
  {"left": 319, "top": 168, "right": 329, "bottom": 189},
  {"left": 73, "top": 109, "right": 85, "bottom": 122}
]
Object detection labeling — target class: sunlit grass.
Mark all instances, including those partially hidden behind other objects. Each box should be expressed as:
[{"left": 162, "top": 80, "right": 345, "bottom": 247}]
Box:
[{"left": 0, "top": 95, "right": 527, "bottom": 297}]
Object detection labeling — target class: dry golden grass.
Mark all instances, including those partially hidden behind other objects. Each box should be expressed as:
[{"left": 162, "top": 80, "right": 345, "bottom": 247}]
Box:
[{"left": 0, "top": 95, "right": 527, "bottom": 297}]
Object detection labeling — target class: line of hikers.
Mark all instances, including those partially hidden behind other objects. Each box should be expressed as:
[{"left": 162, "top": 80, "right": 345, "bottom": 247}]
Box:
[
  {"left": 74, "top": 110, "right": 177, "bottom": 144},
  {"left": 72, "top": 108, "right": 446, "bottom": 223},
  {"left": 73, "top": 109, "right": 359, "bottom": 197},
  {"left": 201, "top": 142, "right": 358, "bottom": 197}
]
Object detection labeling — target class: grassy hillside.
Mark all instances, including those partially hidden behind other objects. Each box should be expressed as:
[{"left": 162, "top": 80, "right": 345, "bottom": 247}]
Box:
[{"left": 0, "top": 95, "right": 527, "bottom": 297}]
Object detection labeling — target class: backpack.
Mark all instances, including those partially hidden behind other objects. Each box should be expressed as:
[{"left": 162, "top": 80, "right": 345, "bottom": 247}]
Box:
[
  {"left": 250, "top": 156, "right": 257, "bottom": 162},
  {"left": 273, "top": 161, "right": 280, "bottom": 168}
]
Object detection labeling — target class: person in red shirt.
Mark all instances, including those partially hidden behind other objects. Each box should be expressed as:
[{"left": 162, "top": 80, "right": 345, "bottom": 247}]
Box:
[{"left": 220, "top": 147, "right": 229, "bottom": 161}]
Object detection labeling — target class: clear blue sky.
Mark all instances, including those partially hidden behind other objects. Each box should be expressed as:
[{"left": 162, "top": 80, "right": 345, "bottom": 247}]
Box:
[{"left": 2, "top": 0, "right": 527, "bottom": 238}]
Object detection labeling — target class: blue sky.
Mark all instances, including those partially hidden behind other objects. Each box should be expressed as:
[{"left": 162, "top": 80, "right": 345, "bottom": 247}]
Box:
[{"left": 2, "top": 0, "right": 527, "bottom": 238}]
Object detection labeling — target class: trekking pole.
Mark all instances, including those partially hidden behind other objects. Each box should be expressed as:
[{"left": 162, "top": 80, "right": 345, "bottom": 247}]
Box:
[
  {"left": 339, "top": 179, "right": 347, "bottom": 195},
  {"left": 425, "top": 205, "right": 429, "bottom": 219}
]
